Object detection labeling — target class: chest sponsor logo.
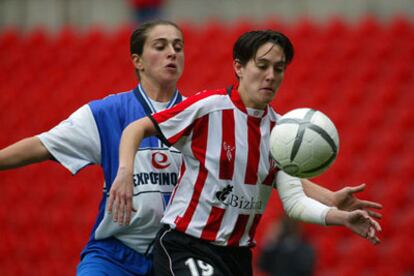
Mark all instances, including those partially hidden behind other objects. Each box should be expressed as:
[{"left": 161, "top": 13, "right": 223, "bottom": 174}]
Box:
[
  {"left": 215, "top": 185, "right": 233, "bottom": 201},
  {"left": 133, "top": 172, "right": 178, "bottom": 186},
  {"left": 215, "top": 185, "right": 262, "bottom": 210},
  {"left": 151, "top": 152, "right": 170, "bottom": 169}
]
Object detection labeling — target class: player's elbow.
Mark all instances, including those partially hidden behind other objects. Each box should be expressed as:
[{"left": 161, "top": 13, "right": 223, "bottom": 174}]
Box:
[{"left": 282, "top": 197, "right": 306, "bottom": 220}]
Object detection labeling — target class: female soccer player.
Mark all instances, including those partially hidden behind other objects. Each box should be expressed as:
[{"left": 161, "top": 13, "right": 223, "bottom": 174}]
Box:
[
  {"left": 109, "top": 29, "right": 381, "bottom": 276},
  {"left": 0, "top": 20, "right": 185, "bottom": 275}
]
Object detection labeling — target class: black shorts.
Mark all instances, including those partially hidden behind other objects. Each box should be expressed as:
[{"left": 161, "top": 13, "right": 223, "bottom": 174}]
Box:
[{"left": 153, "top": 225, "right": 252, "bottom": 276}]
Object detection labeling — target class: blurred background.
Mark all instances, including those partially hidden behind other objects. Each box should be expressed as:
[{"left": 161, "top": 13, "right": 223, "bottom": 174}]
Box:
[{"left": 1, "top": 0, "right": 414, "bottom": 275}]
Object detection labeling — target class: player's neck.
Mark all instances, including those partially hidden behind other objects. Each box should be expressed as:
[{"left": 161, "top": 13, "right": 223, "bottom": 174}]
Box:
[
  {"left": 140, "top": 79, "right": 176, "bottom": 103},
  {"left": 237, "top": 86, "right": 267, "bottom": 110}
]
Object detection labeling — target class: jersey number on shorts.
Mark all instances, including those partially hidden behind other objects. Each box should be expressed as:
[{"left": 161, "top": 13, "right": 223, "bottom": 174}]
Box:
[{"left": 184, "top": 258, "right": 214, "bottom": 276}]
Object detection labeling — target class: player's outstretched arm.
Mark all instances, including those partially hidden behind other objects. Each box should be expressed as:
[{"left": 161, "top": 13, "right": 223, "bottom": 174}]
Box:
[
  {"left": 277, "top": 172, "right": 381, "bottom": 244},
  {"left": 302, "top": 179, "right": 383, "bottom": 219},
  {"left": 325, "top": 209, "right": 381, "bottom": 245},
  {"left": 330, "top": 183, "right": 382, "bottom": 219},
  {"left": 0, "top": 137, "right": 51, "bottom": 170},
  {"left": 108, "top": 117, "right": 157, "bottom": 226},
  {"left": 301, "top": 179, "right": 335, "bottom": 205}
]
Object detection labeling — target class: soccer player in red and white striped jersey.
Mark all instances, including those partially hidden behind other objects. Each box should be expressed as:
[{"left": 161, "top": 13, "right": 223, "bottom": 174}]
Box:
[
  {"left": 110, "top": 30, "right": 381, "bottom": 276},
  {"left": 152, "top": 84, "right": 278, "bottom": 246}
]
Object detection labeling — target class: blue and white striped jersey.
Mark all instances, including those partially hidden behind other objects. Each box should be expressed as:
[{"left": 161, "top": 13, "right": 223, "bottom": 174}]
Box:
[{"left": 38, "top": 85, "right": 183, "bottom": 255}]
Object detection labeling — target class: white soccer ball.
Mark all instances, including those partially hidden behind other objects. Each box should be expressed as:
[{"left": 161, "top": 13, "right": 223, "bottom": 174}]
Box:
[{"left": 270, "top": 108, "right": 339, "bottom": 178}]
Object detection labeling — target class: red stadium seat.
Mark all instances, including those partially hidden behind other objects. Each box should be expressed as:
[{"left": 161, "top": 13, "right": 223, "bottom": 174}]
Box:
[
  {"left": 0, "top": 27, "right": 20, "bottom": 52},
  {"left": 312, "top": 234, "right": 340, "bottom": 268},
  {"left": 323, "top": 17, "right": 349, "bottom": 40},
  {"left": 388, "top": 16, "right": 414, "bottom": 38},
  {"left": 379, "top": 236, "right": 414, "bottom": 272}
]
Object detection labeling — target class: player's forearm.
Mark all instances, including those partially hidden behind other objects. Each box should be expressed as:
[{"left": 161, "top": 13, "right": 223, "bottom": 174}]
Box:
[
  {"left": 277, "top": 172, "right": 332, "bottom": 225},
  {"left": 118, "top": 122, "right": 144, "bottom": 173},
  {"left": 0, "top": 136, "right": 51, "bottom": 170},
  {"left": 325, "top": 208, "right": 349, "bottom": 226},
  {"left": 302, "top": 178, "right": 335, "bottom": 206},
  {"left": 118, "top": 117, "right": 157, "bottom": 173}
]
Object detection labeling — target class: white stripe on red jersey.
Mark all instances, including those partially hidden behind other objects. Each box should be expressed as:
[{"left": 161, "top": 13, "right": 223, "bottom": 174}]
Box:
[{"left": 151, "top": 86, "right": 281, "bottom": 247}]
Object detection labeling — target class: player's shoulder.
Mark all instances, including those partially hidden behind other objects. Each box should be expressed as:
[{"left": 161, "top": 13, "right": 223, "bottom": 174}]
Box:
[
  {"left": 89, "top": 90, "right": 135, "bottom": 111},
  {"left": 91, "top": 90, "right": 134, "bottom": 105},
  {"left": 197, "top": 87, "right": 228, "bottom": 95},
  {"left": 186, "top": 87, "right": 228, "bottom": 103},
  {"left": 178, "top": 87, "right": 230, "bottom": 112}
]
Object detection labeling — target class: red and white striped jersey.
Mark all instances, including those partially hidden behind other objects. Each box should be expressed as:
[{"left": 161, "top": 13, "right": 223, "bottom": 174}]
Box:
[{"left": 151, "top": 85, "right": 280, "bottom": 247}]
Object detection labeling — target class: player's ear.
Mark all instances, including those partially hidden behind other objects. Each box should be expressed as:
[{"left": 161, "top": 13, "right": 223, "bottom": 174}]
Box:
[
  {"left": 131, "top": 54, "right": 144, "bottom": 71},
  {"left": 233, "top": 59, "right": 243, "bottom": 79}
]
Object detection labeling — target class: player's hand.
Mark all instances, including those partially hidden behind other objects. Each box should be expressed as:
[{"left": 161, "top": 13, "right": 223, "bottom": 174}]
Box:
[
  {"left": 344, "top": 210, "right": 382, "bottom": 245},
  {"left": 107, "top": 167, "right": 136, "bottom": 226},
  {"left": 332, "top": 183, "right": 383, "bottom": 219}
]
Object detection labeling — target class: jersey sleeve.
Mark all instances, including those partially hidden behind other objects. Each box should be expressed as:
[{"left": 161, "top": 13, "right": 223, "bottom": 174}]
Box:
[
  {"left": 150, "top": 90, "right": 225, "bottom": 147},
  {"left": 275, "top": 171, "right": 331, "bottom": 225},
  {"left": 37, "top": 105, "right": 101, "bottom": 174}
]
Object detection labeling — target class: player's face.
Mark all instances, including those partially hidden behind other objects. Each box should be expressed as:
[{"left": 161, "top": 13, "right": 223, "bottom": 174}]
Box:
[
  {"left": 134, "top": 24, "right": 184, "bottom": 86},
  {"left": 235, "top": 42, "right": 286, "bottom": 109}
]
